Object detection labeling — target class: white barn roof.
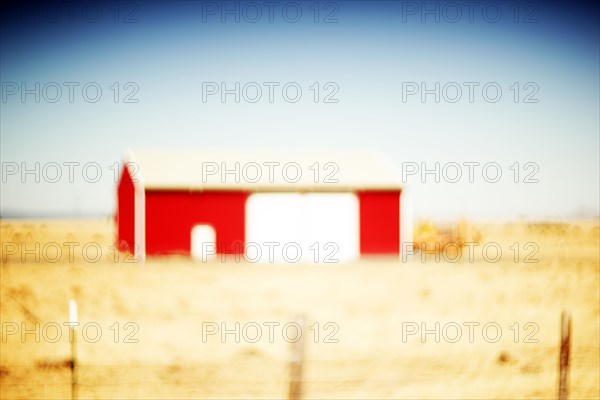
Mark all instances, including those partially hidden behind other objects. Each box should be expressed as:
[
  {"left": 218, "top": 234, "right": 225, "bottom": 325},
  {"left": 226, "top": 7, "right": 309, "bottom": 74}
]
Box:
[{"left": 126, "top": 149, "right": 403, "bottom": 191}]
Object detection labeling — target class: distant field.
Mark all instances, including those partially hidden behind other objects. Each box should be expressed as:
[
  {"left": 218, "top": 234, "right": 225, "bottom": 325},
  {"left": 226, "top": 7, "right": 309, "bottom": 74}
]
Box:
[{"left": 1, "top": 219, "right": 599, "bottom": 399}]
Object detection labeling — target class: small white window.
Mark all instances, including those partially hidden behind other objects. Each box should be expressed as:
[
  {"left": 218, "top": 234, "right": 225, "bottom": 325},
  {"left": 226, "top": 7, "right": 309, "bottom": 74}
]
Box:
[{"left": 191, "top": 224, "right": 216, "bottom": 261}]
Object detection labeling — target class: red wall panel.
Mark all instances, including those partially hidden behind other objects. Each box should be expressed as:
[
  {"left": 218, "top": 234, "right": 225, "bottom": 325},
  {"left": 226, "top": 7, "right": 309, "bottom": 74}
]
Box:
[
  {"left": 145, "top": 191, "right": 248, "bottom": 256},
  {"left": 358, "top": 191, "right": 401, "bottom": 255},
  {"left": 122, "top": 187, "right": 401, "bottom": 258},
  {"left": 116, "top": 165, "right": 135, "bottom": 252}
]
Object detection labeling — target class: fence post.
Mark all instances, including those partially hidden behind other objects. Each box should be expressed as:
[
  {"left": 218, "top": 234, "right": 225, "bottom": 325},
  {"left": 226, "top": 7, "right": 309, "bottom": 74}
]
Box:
[
  {"left": 288, "top": 315, "right": 306, "bottom": 400},
  {"left": 69, "top": 300, "right": 78, "bottom": 400},
  {"left": 558, "top": 310, "right": 572, "bottom": 400}
]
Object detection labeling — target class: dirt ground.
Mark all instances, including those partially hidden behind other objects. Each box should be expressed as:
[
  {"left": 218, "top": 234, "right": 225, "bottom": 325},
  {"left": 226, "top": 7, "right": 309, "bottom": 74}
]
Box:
[{"left": 0, "top": 219, "right": 599, "bottom": 399}]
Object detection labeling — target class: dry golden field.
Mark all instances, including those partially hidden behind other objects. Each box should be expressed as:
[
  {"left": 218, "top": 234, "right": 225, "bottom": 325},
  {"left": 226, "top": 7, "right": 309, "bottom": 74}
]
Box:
[{"left": 0, "top": 218, "right": 599, "bottom": 399}]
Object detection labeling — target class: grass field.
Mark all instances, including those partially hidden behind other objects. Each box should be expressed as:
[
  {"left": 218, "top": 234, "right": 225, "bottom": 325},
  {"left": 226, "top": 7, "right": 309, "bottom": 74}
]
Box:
[{"left": 1, "top": 219, "right": 599, "bottom": 399}]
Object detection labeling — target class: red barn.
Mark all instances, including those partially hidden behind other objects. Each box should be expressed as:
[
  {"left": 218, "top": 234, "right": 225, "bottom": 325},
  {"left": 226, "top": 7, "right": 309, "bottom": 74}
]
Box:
[{"left": 116, "top": 150, "right": 411, "bottom": 262}]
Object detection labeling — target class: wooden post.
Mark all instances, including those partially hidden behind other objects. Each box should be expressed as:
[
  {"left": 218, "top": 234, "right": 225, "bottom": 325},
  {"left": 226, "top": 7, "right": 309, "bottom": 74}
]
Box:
[
  {"left": 558, "top": 310, "right": 572, "bottom": 400},
  {"left": 69, "top": 300, "right": 78, "bottom": 400},
  {"left": 288, "top": 315, "right": 306, "bottom": 400}
]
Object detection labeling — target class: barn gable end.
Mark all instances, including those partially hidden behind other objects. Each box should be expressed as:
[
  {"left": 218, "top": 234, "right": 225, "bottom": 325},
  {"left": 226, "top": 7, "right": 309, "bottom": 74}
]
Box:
[{"left": 116, "top": 164, "right": 135, "bottom": 252}]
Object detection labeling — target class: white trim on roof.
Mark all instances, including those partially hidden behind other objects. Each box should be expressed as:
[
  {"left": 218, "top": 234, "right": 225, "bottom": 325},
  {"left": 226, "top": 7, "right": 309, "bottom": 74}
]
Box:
[{"left": 125, "top": 149, "right": 403, "bottom": 191}]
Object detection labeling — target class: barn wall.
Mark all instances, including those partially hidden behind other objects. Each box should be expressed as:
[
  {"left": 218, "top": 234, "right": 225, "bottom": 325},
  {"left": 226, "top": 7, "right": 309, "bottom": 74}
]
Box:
[
  {"left": 140, "top": 189, "right": 402, "bottom": 258},
  {"left": 358, "top": 190, "right": 401, "bottom": 255},
  {"left": 116, "top": 165, "right": 135, "bottom": 252},
  {"left": 145, "top": 191, "right": 248, "bottom": 255}
]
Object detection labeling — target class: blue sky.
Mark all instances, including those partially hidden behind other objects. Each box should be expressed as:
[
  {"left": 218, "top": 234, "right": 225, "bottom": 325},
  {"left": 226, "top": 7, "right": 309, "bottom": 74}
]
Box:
[{"left": 1, "top": 0, "right": 598, "bottom": 220}]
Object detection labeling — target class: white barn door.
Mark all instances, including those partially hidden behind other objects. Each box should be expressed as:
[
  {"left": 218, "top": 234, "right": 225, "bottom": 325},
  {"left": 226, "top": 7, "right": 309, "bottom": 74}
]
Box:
[{"left": 245, "top": 193, "right": 359, "bottom": 264}]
